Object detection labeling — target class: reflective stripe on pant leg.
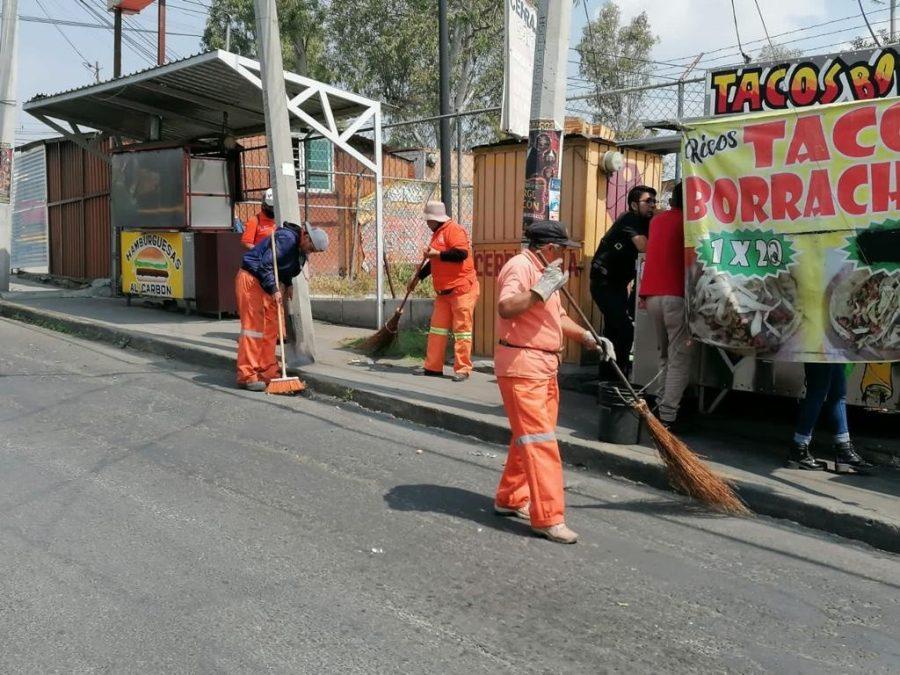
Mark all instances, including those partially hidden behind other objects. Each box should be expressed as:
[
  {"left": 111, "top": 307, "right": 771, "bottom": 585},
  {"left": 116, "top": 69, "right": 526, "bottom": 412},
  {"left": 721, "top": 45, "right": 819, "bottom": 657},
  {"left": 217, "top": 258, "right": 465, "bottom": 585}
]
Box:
[
  {"left": 450, "top": 282, "right": 478, "bottom": 374},
  {"left": 259, "top": 292, "right": 280, "bottom": 381},
  {"left": 424, "top": 294, "right": 452, "bottom": 372},
  {"left": 235, "top": 270, "right": 267, "bottom": 384},
  {"left": 496, "top": 375, "right": 565, "bottom": 528}
]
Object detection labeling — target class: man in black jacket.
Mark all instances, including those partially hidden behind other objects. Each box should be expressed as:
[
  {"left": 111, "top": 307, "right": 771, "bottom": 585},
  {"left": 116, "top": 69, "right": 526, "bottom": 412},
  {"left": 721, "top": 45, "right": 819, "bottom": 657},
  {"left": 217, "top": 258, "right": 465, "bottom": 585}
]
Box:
[{"left": 589, "top": 185, "right": 656, "bottom": 378}]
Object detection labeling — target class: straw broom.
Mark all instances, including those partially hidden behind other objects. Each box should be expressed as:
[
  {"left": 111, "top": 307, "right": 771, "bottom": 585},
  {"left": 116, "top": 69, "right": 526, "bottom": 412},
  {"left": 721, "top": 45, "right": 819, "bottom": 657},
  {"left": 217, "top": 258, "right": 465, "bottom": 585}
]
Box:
[
  {"left": 266, "top": 230, "right": 306, "bottom": 396},
  {"left": 534, "top": 250, "right": 749, "bottom": 516},
  {"left": 361, "top": 256, "right": 428, "bottom": 357}
]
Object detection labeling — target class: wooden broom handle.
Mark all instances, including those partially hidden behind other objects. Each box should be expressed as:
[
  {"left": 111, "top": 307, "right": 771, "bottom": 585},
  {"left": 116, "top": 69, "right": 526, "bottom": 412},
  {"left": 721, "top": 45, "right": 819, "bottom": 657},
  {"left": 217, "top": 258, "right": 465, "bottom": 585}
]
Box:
[
  {"left": 533, "top": 249, "right": 641, "bottom": 401},
  {"left": 396, "top": 255, "right": 429, "bottom": 315},
  {"left": 270, "top": 230, "right": 289, "bottom": 380}
]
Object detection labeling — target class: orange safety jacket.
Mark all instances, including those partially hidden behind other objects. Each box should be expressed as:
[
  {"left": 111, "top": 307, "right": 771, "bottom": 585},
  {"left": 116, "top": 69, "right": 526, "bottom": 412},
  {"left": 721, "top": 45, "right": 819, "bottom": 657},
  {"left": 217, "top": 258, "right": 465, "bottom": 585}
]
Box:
[
  {"left": 241, "top": 210, "right": 276, "bottom": 248},
  {"left": 424, "top": 219, "right": 477, "bottom": 293}
]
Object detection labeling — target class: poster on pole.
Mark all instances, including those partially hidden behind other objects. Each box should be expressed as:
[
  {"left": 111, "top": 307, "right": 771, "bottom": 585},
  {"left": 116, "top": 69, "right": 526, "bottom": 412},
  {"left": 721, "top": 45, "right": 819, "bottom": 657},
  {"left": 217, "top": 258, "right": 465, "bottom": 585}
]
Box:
[
  {"left": 683, "top": 97, "right": 900, "bottom": 363},
  {"left": 502, "top": 0, "right": 537, "bottom": 139},
  {"left": 0, "top": 143, "right": 12, "bottom": 204}
]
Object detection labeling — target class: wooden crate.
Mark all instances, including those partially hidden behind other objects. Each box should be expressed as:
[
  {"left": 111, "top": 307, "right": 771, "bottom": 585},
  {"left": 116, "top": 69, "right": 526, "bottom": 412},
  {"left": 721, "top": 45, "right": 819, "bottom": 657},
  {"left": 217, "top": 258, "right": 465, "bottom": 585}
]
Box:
[{"left": 472, "top": 133, "right": 663, "bottom": 362}]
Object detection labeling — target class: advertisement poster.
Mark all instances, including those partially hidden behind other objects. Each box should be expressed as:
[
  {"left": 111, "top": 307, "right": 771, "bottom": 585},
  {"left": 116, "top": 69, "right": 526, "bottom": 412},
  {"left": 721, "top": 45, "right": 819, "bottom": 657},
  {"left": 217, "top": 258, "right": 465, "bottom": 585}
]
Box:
[
  {"left": 523, "top": 121, "right": 562, "bottom": 226},
  {"left": 0, "top": 143, "right": 11, "bottom": 204},
  {"left": 683, "top": 97, "right": 900, "bottom": 363},
  {"left": 121, "top": 231, "right": 186, "bottom": 298},
  {"left": 501, "top": 0, "right": 537, "bottom": 139},
  {"left": 706, "top": 46, "right": 898, "bottom": 117}
]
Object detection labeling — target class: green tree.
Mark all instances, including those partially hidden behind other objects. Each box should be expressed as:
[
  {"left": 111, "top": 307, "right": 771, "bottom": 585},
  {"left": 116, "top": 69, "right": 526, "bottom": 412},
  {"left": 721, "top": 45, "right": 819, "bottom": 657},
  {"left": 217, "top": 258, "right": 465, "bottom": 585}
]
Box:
[
  {"left": 325, "top": 0, "right": 503, "bottom": 147},
  {"left": 202, "top": 0, "right": 329, "bottom": 80},
  {"left": 576, "top": 2, "right": 658, "bottom": 140}
]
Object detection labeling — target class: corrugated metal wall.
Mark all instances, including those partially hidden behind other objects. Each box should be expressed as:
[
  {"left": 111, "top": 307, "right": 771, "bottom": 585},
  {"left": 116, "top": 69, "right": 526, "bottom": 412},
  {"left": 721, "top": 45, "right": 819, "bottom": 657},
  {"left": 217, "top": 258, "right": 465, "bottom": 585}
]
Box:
[
  {"left": 11, "top": 145, "right": 49, "bottom": 272},
  {"left": 471, "top": 135, "right": 663, "bottom": 363},
  {"left": 46, "top": 138, "right": 111, "bottom": 280}
]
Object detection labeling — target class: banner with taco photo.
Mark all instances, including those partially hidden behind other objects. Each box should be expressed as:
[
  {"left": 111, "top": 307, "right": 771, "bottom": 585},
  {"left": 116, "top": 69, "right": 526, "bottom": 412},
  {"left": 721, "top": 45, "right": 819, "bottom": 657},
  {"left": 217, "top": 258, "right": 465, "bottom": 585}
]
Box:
[{"left": 682, "top": 97, "right": 900, "bottom": 363}]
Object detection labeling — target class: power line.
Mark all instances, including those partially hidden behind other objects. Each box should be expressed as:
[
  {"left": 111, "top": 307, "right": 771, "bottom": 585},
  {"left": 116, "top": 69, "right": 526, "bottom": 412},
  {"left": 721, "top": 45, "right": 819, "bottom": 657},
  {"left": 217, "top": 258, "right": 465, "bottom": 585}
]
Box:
[
  {"left": 753, "top": 0, "right": 775, "bottom": 49},
  {"left": 33, "top": 0, "right": 93, "bottom": 67},
  {"left": 730, "top": 0, "right": 752, "bottom": 63},
  {"left": 14, "top": 14, "right": 203, "bottom": 37},
  {"left": 858, "top": 0, "right": 884, "bottom": 47}
]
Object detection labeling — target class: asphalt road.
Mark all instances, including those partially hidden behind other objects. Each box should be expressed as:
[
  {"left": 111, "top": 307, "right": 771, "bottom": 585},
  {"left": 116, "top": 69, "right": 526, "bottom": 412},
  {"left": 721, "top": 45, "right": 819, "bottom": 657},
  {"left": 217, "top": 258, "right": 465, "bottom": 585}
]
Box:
[{"left": 1, "top": 317, "right": 898, "bottom": 673}]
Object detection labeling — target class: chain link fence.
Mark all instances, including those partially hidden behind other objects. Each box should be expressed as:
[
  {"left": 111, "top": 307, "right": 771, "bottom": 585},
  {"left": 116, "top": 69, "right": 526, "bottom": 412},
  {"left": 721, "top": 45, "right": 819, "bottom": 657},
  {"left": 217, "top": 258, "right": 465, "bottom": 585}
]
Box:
[{"left": 232, "top": 79, "right": 704, "bottom": 298}]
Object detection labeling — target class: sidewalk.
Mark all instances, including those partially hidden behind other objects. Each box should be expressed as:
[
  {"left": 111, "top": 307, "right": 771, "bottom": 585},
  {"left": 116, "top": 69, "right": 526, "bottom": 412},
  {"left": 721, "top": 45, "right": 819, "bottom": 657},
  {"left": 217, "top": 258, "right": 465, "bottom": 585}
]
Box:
[{"left": 1, "top": 281, "right": 898, "bottom": 554}]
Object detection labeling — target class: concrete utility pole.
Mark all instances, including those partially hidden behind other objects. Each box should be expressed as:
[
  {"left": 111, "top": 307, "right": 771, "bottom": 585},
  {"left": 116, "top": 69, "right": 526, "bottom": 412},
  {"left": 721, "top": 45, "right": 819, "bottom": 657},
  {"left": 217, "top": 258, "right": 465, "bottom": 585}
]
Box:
[
  {"left": 0, "top": 0, "right": 19, "bottom": 292},
  {"left": 522, "top": 0, "right": 571, "bottom": 229},
  {"left": 253, "top": 0, "right": 317, "bottom": 365},
  {"left": 157, "top": 0, "right": 166, "bottom": 66},
  {"left": 891, "top": 0, "right": 896, "bottom": 43},
  {"left": 438, "top": 0, "right": 452, "bottom": 216}
]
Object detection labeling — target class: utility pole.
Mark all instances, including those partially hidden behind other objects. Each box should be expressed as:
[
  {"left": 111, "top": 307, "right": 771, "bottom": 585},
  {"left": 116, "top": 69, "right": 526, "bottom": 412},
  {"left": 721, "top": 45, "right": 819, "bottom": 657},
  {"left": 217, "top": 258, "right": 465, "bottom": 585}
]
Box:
[
  {"left": 253, "top": 0, "right": 317, "bottom": 365},
  {"left": 891, "top": 0, "right": 896, "bottom": 43},
  {"left": 522, "top": 0, "right": 571, "bottom": 229},
  {"left": 113, "top": 7, "right": 122, "bottom": 77},
  {"left": 0, "top": 0, "right": 19, "bottom": 292},
  {"left": 438, "top": 0, "right": 452, "bottom": 216},
  {"left": 157, "top": 0, "right": 166, "bottom": 65},
  {"left": 225, "top": 16, "right": 232, "bottom": 51}
]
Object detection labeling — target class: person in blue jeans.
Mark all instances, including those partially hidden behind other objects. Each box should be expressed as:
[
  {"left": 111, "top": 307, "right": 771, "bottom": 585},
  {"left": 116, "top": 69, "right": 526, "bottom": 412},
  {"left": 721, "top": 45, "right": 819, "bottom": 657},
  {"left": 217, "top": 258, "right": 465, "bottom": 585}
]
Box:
[{"left": 788, "top": 363, "right": 873, "bottom": 473}]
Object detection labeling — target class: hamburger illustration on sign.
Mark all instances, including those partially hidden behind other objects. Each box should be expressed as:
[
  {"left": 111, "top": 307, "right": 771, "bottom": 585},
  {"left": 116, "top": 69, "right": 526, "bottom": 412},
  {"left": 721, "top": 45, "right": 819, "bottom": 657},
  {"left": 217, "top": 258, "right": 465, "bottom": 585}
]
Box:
[{"left": 123, "top": 233, "right": 183, "bottom": 297}]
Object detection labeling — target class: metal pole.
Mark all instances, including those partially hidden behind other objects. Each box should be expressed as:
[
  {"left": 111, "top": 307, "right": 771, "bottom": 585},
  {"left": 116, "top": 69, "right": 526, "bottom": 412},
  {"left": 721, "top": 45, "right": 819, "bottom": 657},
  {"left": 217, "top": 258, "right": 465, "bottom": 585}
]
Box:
[
  {"left": 456, "top": 111, "right": 462, "bottom": 225},
  {"left": 225, "top": 17, "right": 232, "bottom": 51},
  {"left": 113, "top": 7, "right": 122, "bottom": 77},
  {"left": 674, "top": 81, "right": 684, "bottom": 182},
  {"left": 374, "top": 106, "right": 385, "bottom": 328},
  {"left": 892, "top": 0, "right": 896, "bottom": 43},
  {"left": 438, "top": 0, "right": 452, "bottom": 217},
  {"left": 523, "top": 0, "right": 572, "bottom": 228},
  {"left": 0, "top": 0, "right": 18, "bottom": 292},
  {"left": 157, "top": 0, "right": 166, "bottom": 66},
  {"left": 253, "top": 0, "right": 316, "bottom": 364}
]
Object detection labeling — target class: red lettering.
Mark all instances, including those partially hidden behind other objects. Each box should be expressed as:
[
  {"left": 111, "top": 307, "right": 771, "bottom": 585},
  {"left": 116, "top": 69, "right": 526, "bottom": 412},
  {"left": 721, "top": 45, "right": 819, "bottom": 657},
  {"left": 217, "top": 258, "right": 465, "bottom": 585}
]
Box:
[
  {"left": 789, "top": 65, "right": 819, "bottom": 106},
  {"left": 874, "top": 51, "right": 896, "bottom": 95},
  {"left": 493, "top": 253, "right": 505, "bottom": 277},
  {"left": 785, "top": 115, "right": 830, "bottom": 165},
  {"left": 802, "top": 169, "right": 837, "bottom": 218},
  {"left": 834, "top": 106, "right": 876, "bottom": 158},
  {"left": 738, "top": 176, "right": 769, "bottom": 223},
  {"left": 685, "top": 176, "right": 711, "bottom": 220},
  {"left": 712, "top": 72, "right": 738, "bottom": 114},
  {"left": 770, "top": 173, "right": 804, "bottom": 220},
  {"left": 837, "top": 164, "right": 869, "bottom": 216},
  {"left": 484, "top": 252, "right": 494, "bottom": 277},
  {"left": 764, "top": 67, "right": 787, "bottom": 107},
  {"left": 870, "top": 162, "right": 900, "bottom": 213},
  {"left": 711, "top": 179, "right": 738, "bottom": 224},
  {"left": 744, "top": 120, "right": 786, "bottom": 168},
  {"left": 474, "top": 252, "right": 483, "bottom": 274},
  {"left": 849, "top": 65, "right": 876, "bottom": 99},
  {"left": 820, "top": 61, "right": 842, "bottom": 105},
  {"left": 731, "top": 71, "right": 762, "bottom": 112},
  {"left": 880, "top": 101, "right": 900, "bottom": 151}
]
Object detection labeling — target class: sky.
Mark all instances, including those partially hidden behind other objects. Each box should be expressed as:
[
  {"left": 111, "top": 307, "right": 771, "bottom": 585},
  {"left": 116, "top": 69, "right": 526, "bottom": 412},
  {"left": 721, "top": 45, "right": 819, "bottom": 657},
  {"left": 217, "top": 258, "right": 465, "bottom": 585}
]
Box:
[{"left": 4, "top": 0, "right": 895, "bottom": 145}]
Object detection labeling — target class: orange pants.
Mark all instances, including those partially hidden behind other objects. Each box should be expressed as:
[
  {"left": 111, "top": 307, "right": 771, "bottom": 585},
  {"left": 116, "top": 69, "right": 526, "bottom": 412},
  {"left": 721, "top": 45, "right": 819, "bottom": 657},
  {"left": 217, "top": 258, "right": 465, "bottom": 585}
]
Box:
[
  {"left": 495, "top": 375, "right": 564, "bottom": 528},
  {"left": 424, "top": 282, "right": 479, "bottom": 374},
  {"left": 235, "top": 269, "right": 280, "bottom": 385}
]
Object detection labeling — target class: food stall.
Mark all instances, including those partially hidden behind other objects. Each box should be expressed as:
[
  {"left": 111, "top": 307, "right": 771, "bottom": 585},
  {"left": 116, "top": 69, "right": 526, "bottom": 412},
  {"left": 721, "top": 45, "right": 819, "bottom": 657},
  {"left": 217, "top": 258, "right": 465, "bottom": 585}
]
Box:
[{"left": 630, "top": 46, "right": 900, "bottom": 413}]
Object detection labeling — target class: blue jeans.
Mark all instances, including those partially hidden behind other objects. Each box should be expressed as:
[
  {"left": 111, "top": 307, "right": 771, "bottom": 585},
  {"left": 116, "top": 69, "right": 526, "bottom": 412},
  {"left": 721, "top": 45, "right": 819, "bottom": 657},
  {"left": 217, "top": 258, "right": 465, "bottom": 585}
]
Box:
[{"left": 794, "top": 363, "right": 850, "bottom": 445}]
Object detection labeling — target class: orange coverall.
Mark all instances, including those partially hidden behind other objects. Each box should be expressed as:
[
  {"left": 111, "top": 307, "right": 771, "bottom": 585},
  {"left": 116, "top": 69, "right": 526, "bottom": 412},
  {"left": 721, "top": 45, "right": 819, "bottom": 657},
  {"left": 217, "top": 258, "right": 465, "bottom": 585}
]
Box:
[
  {"left": 241, "top": 210, "right": 276, "bottom": 248},
  {"left": 423, "top": 219, "right": 480, "bottom": 375},
  {"left": 493, "top": 249, "right": 568, "bottom": 528},
  {"left": 235, "top": 269, "right": 280, "bottom": 385}
]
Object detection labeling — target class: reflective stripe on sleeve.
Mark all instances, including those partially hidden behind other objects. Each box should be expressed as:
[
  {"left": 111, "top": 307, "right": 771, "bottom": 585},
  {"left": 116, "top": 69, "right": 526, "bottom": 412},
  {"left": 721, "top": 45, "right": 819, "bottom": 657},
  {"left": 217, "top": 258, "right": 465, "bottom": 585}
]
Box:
[
  {"left": 515, "top": 431, "right": 556, "bottom": 446},
  {"left": 429, "top": 326, "right": 450, "bottom": 336}
]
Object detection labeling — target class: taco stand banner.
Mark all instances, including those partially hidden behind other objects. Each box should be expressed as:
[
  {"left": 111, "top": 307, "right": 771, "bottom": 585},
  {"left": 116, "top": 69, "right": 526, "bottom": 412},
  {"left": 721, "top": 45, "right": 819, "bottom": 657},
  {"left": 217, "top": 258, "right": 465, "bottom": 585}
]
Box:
[{"left": 682, "top": 97, "right": 900, "bottom": 363}]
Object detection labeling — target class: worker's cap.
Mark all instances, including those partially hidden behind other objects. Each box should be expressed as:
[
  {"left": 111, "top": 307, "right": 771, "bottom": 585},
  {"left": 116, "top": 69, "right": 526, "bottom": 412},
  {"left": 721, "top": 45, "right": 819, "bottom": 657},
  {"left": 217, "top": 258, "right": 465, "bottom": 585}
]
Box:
[
  {"left": 423, "top": 200, "right": 451, "bottom": 223},
  {"left": 263, "top": 188, "right": 274, "bottom": 207},
  {"left": 524, "top": 219, "right": 580, "bottom": 248},
  {"left": 304, "top": 223, "right": 329, "bottom": 252}
]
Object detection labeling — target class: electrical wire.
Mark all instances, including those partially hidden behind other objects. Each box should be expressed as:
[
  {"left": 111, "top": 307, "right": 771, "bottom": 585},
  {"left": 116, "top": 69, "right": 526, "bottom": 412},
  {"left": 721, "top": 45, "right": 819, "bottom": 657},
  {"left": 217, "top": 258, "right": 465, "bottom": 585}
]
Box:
[
  {"left": 33, "top": 0, "right": 94, "bottom": 71},
  {"left": 858, "top": 0, "right": 884, "bottom": 47},
  {"left": 753, "top": 0, "right": 775, "bottom": 49},
  {"left": 730, "top": 0, "right": 753, "bottom": 63}
]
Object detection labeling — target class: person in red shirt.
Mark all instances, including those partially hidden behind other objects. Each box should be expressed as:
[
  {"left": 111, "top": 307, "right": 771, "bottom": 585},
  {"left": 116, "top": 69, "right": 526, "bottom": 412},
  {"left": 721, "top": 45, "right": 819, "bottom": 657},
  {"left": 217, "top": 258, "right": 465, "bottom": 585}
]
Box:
[
  {"left": 638, "top": 182, "right": 692, "bottom": 428},
  {"left": 408, "top": 201, "right": 480, "bottom": 381},
  {"left": 241, "top": 188, "right": 277, "bottom": 249}
]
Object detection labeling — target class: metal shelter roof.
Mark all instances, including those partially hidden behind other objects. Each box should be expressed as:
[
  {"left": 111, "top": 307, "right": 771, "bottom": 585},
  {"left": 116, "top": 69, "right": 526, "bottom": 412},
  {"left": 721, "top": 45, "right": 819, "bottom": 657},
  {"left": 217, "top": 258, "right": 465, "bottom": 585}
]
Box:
[{"left": 23, "top": 50, "right": 377, "bottom": 144}]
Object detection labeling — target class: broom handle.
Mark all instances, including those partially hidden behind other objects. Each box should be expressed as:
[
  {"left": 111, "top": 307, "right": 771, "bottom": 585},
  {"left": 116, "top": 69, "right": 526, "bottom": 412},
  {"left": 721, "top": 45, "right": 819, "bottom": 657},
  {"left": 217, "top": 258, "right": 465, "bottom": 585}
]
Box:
[
  {"left": 534, "top": 250, "right": 641, "bottom": 401},
  {"left": 394, "top": 255, "right": 429, "bottom": 317},
  {"left": 270, "top": 230, "right": 289, "bottom": 380}
]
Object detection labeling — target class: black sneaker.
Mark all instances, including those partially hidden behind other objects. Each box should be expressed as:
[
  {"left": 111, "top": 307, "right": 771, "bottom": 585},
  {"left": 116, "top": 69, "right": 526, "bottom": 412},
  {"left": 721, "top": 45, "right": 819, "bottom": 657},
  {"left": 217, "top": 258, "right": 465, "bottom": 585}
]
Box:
[
  {"left": 412, "top": 366, "right": 443, "bottom": 377},
  {"left": 834, "top": 442, "right": 874, "bottom": 475},
  {"left": 786, "top": 442, "right": 826, "bottom": 470}
]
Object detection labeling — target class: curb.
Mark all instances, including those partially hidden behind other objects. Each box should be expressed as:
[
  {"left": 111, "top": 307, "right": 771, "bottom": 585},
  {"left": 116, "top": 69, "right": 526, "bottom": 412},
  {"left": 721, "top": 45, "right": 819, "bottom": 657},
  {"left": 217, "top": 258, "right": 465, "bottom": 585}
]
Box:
[{"left": 2, "top": 299, "right": 898, "bottom": 555}]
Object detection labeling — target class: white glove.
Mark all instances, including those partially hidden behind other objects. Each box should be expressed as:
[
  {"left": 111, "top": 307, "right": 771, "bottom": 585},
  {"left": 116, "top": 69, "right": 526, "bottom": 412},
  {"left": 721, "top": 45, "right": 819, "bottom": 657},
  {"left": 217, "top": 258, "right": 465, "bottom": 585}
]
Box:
[
  {"left": 531, "top": 259, "right": 569, "bottom": 302},
  {"left": 582, "top": 331, "right": 615, "bottom": 361}
]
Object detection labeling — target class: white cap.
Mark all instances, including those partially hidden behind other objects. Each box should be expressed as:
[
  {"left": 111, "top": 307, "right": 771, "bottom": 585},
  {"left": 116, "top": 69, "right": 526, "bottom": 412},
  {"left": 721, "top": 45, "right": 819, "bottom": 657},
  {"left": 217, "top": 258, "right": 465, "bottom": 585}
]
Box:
[
  {"left": 306, "top": 224, "right": 329, "bottom": 252},
  {"left": 263, "top": 188, "right": 274, "bottom": 207}
]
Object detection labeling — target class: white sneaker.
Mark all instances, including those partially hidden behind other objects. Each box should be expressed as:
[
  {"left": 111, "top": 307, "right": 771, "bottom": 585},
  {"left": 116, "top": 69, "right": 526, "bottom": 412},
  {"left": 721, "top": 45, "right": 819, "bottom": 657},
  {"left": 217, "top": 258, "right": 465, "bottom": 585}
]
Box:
[
  {"left": 531, "top": 523, "right": 579, "bottom": 544},
  {"left": 494, "top": 501, "right": 530, "bottom": 520}
]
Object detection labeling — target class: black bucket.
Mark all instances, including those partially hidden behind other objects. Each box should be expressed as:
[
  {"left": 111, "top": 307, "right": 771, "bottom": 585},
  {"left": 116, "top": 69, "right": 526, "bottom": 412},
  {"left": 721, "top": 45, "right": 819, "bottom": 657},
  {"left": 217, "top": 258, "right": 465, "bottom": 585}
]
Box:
[{"left": 598, "top": 382, "right": 641, "bottom": 444}]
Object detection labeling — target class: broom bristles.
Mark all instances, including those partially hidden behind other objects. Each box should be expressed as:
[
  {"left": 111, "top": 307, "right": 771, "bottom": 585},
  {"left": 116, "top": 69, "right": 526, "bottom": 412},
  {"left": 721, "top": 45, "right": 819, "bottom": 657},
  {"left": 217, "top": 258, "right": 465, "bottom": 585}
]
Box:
[
  {"left": 266, "top": 376, "right": 305, "bottom": 395},
  {"left": 360, "top": 310, "right": 402, "bottom": 356},
  {"left": 634, "top": 401, "right": 750, "bottom": 516}
]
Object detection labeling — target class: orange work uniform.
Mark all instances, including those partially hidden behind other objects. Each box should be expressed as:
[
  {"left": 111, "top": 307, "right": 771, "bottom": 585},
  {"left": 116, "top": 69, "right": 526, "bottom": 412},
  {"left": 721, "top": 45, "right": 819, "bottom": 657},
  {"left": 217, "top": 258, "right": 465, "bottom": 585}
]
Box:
[
  {"left": 241, "top": 210, "right": 276, "bottom": 248},
  {"left": 235, "top": 269, "right": 280, "bottom": 385},
  {"left": 494, "top": 249, "right": 568, "bottom": 528},
  {"left": 422, "top": 219, "right": 480, "bottom": 375}
]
